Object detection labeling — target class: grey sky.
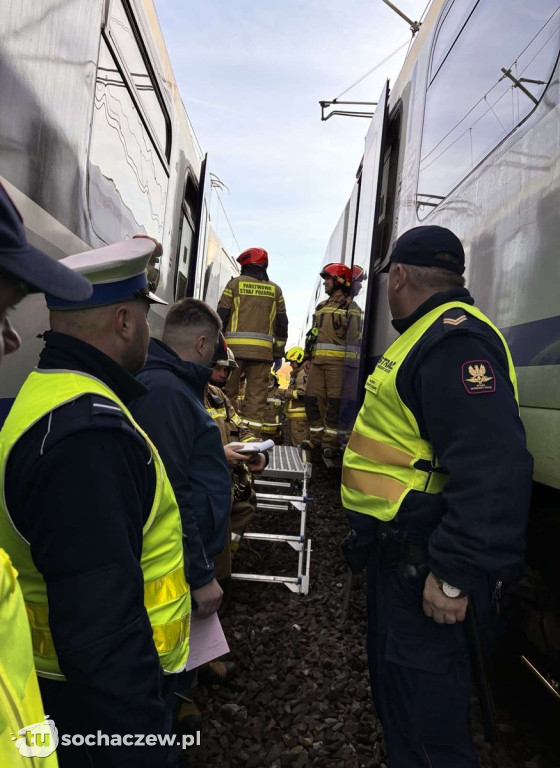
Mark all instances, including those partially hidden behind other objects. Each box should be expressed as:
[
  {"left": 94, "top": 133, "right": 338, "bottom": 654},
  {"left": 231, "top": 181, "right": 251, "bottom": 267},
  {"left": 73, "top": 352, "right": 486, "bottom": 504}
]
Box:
[{"left": 153, "top": 0, "right": 429, "bottom": 343}]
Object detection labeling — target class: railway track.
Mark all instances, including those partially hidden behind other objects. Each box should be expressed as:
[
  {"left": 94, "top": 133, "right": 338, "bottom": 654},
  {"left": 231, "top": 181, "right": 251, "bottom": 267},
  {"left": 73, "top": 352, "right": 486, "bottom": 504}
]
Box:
[{"left": 187, "top": 460, "right": 558, "bottom": 768}]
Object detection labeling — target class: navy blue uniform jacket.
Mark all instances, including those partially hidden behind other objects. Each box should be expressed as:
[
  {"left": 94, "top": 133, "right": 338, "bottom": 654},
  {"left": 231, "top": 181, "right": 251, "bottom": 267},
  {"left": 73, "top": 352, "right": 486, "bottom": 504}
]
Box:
[
  {"left": 5, "top": 331, "right": 175, "bottom": 767},
  {"left": 131, "top": 338, "right": 231, "bottom": 591},
  {"left": 347, "top": 288, "right": 534, "bottom": 594}
]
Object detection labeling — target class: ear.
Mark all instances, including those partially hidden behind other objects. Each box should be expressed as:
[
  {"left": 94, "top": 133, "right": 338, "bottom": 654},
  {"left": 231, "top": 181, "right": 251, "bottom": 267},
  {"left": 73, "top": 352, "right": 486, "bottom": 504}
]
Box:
[
  {"left": 394, "top": 263, "right": 408, "bottom": 290},
  {"left": 115, "top": 304, "right": 133, "bottom": 339},
  {"left": 194, "top": 334, "right": 206, "bottom": 356}
]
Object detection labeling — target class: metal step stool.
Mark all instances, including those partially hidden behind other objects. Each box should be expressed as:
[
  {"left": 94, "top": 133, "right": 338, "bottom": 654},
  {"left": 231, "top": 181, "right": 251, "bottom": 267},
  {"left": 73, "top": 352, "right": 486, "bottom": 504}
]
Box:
[{"left": 231, "top": 445, "right": 312, "bottom": 594}]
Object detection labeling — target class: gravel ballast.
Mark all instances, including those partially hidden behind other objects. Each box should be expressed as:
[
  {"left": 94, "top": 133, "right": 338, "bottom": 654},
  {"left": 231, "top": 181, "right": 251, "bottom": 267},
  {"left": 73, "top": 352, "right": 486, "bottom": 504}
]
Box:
[{"left": 188, "top": 460, "right": 556, "bottom": 768}]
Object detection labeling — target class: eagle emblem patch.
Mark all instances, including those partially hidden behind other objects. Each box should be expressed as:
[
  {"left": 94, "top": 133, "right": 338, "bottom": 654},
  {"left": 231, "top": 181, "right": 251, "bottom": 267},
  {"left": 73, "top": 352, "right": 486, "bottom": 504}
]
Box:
[{"left": 462, "top": 361, "right": 495, "bottom": 394}]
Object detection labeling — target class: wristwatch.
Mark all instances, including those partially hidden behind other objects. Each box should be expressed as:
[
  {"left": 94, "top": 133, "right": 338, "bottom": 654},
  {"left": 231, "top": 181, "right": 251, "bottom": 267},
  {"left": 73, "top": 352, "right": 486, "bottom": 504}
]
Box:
[{"left": 435, "top": 576, "right": 467, "bottom": 599}]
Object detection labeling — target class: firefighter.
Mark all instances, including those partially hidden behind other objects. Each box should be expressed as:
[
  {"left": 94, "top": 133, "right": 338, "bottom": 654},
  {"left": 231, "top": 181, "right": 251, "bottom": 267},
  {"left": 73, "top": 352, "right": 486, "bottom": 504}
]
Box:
[
  {"left": 217, "top": 247, "right": 288, "bottom": 437},
  {"left": 302, "top": 263, "right": 361, "bottom": 457},
  {"left": 205, "top": 344, "right": 267, "bottom": 607},
  {"left": 262, "top": 371, "right": 283, "bottom": 441},
  {"left": 282, "top": 346, "right": 309, "bottom": 447}
]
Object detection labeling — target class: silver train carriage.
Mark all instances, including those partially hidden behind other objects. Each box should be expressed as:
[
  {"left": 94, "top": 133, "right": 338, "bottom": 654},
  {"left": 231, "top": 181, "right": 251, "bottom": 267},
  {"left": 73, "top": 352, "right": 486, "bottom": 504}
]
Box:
[
  {"left": 0, "top": 0, "right": 238, "bottom": 415},
  {"left": 304, "top": 0, "right": 560, "bottom": 690}
]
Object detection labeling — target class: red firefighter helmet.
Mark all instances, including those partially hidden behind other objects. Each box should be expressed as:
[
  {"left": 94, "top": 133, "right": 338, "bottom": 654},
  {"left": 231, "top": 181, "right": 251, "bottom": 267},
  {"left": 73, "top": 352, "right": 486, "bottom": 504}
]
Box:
[
  {"left": 352, "top": 265, "right": 366, "bottom": 281},
  {"left": 320, "top": 262, "right": 351, "bottom": 289},
  {"left": 237, "top": 247, "right": 268, "bottom": 267}
]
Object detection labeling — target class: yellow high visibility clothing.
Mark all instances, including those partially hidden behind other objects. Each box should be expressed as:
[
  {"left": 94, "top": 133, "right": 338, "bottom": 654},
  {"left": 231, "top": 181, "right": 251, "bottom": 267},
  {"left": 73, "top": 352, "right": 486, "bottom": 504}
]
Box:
[
  {"left": 342, "top": 302, "right": 518, "bottom": 520},
  {"left": 0, "top": 549, "right": 58, "bottom": 766},
  {"left": 218, "top": 275, "right": 287, "bottom": 361},
  {"left": 0, "top": 371, "right": 191, "bottom": 679}
]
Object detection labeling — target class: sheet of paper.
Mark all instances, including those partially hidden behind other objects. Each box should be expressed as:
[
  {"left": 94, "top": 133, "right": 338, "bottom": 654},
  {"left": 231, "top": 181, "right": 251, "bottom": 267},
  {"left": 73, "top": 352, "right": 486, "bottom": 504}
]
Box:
[{"left": 185, "top": 612, "right": 230, "bottom": 671}]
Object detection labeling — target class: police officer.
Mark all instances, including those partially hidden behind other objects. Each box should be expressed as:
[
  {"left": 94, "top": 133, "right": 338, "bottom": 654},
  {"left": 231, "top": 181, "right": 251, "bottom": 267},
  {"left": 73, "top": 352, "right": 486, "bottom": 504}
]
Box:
[
  {"left": 0, "top": 183, "right": 91, "bottom": 766},
  {"left": 282, "top": 346, "right": 309, "bottom": 447},
  {"left": 341, "top": 226, "right": 533, "bottom": 767},
  {"left": 303, "top": 263, "right": 361, "bottom": 457},
  {"left": 217, "top": 248, "right": 288, "bottom": 437},
  {"left": 0, "top": 237, "right": 190, "bottom": 768}
]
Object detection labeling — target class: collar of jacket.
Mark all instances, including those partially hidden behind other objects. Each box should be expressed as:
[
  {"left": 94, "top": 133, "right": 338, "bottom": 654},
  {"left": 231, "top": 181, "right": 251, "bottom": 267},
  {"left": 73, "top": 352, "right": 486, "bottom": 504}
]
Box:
[
  {"left": 241, "top": 264, "right": 269, "bottom": 281},
  {"left": 392, "top": 287, "right": 474, "bottom": 335},
  {"left": 141, "top": 337, "right": 212, "bottom": 396},
  {"left": 37, "top": 330, "right": 147, "bottom": 404}
]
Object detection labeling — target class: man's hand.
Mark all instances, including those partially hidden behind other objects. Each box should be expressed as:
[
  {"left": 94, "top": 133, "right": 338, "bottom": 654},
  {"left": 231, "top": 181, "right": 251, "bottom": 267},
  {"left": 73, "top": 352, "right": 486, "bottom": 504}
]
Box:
[
  {"left": 303, "top": 360, "right": 311, "bottom": 373},
  {"left": 422, "top": 571, "right": 468, "bottom": 624},
  {"left": 247, "top": 452, "right": 266, "bottom": 473},
  {"left": 192, "top": 578, "right": 223, "bottom": 618},
  {"left": 224, "top": 443, "right": 247, "bottom": 466}
]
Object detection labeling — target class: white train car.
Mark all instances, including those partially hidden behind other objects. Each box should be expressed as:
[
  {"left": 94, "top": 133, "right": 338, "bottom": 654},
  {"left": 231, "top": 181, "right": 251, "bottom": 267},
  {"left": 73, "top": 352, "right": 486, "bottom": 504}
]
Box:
[
  {"left": 306, "top": 0, "right": 560, "bottom": 698},
  {"left": 0, "top": 0, "right": 238, "bottom": 413}
]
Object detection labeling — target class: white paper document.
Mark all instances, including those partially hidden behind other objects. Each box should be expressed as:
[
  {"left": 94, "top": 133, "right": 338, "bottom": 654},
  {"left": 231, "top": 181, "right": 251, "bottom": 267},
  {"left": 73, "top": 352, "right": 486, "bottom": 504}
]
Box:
[
  {"left": 185, "top": 612, "right": 230, "bottom": 671},
  {"left": 227, "top": 438, "right": 275, "bottom": 454}
]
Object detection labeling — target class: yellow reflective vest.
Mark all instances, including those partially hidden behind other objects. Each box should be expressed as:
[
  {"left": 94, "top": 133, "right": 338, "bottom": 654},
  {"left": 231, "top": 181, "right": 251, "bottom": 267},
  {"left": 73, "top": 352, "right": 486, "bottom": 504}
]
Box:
[
  {"left": 0, "top": 549, "right": 58, "bottom": 766},
  {"left": 0, "top": 371, "right": 191, "bottom": 680},
  {"left": 342, "top": 302, "right": 518, "bottom": 520}
]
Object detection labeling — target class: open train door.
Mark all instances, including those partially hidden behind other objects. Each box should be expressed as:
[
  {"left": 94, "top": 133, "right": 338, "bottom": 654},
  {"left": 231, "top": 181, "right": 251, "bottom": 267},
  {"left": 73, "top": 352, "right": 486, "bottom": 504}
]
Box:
[
  {"left": 340, "top": 81, "right": 389, "bottom": 433},
  {"left": 188, "top": 153, "right": 211, "bottom": 298}
]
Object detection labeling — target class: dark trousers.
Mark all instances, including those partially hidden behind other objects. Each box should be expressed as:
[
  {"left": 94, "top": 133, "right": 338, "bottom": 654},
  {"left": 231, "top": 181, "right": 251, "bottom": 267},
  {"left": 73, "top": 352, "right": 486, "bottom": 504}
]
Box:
[{"left": 366, "top": 557, "right": 481, "bottom": 767}]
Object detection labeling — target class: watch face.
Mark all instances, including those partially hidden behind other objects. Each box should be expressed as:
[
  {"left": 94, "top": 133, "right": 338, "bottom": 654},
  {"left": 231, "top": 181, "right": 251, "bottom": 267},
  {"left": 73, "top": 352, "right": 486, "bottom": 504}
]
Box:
[{"left": 442, "top": 582, "right": 462, "bottom": 599}]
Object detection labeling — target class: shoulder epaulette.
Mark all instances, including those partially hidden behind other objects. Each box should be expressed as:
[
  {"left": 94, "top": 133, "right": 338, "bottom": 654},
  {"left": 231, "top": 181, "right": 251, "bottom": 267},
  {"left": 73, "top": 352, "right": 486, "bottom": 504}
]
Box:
[
  {"left": 40, "top": 394, "right": 147, "bottom": 456},
  {"left": 442, "top": 307, "right": 470, "bottom": 333}
]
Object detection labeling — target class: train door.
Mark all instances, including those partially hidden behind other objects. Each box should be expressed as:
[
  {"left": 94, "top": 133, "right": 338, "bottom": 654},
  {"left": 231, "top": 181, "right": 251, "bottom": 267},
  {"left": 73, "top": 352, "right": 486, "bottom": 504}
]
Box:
[
  {"left": 339, "top": 81, "right": 389, "bottom": 435},
  {"left": 191, "top": 154, "right": 211, "bottom": 300},
  {"left": 174, "top": 172, "right": 199, "bottom": 300}
]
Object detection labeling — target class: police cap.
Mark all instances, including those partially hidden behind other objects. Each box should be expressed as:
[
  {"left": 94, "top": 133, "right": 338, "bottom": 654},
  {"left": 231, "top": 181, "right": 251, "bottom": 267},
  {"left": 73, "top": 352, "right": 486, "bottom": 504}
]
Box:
[
  {"left": 389, "top": 225, "right": 465, "bottom": 275},
  {"left": 46, "top": 238, "right": 167, "bottom": 310}
]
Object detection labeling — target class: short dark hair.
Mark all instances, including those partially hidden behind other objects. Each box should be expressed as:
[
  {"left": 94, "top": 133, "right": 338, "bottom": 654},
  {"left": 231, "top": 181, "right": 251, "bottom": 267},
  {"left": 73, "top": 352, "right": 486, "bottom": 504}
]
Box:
[
  {"left": 403, "top": 253, "right": 465, "bottom": 289},
  {"left": 164, "top": 298, "right": 221, "bottom": 335}
]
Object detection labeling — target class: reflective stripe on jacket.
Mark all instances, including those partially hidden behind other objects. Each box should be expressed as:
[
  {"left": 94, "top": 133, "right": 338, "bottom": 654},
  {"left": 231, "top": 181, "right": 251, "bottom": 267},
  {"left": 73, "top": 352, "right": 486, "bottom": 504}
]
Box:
[
  {"left": 341, "top": 302, "right": 518, "bottom": 520},
  {"left": 307, "top": 290, "right": 361, "bottom": 364},
  {"left": 262, "top": 387, "right": 283, "bottom": 433},
  {"left": 0, "top": 371, "right": 191, "bottom": 679},
  {"left": 0, "top": 548, "right": 58, "bottom": 767},
  {"left": 285, "top": 366, "right": 308, "bottom": 419},
  {"left": 218, "top": 276, "right": 287, "bottom": 361}
]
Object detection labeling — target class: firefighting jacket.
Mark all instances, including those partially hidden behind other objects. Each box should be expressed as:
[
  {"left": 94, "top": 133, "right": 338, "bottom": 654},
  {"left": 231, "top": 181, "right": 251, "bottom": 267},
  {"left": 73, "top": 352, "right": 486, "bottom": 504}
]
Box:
[
  {"left": 204, "top": 384, "right": 255, "bottom": 446},
  {"left": 203, "top": 384, "right": 259, "bottom": 501},
  {"left": 262, "top": 384, "right": 283, "bottom": 435},
  {"left": 285, "top": 365, "right": 308, "bottom": 421},
  {"left": 305, "top": 288, "right": 361, "bottom": 364},
  {"left": 217, "top": 267, "right": 288, "bottom": 362}
]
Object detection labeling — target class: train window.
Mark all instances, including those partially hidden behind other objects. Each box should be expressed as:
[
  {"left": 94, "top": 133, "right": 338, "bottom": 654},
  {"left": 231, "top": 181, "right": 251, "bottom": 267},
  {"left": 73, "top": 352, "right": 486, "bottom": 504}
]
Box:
[
  {"left": 417, "top": 0, "right": 560, "bottom": 215},
  {"left": 107, "top": 0, "right": 170, "bottom": 159},
  {"left": 429, "top": 0, "right": 478, "bottom": 84},
  {"left": 174, "top": 175, "right": 198, "bottom": 300},
  {"left": 88, "top": 39, "right": 168, "bottom": 244}
]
